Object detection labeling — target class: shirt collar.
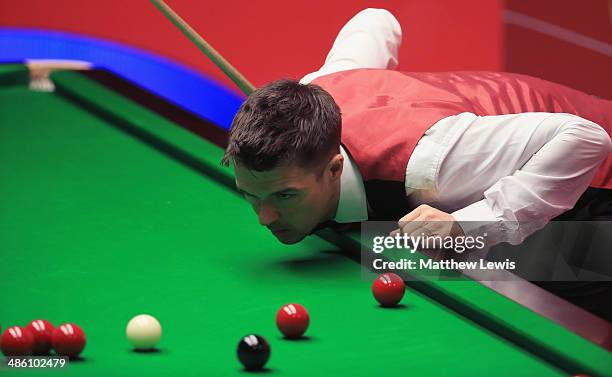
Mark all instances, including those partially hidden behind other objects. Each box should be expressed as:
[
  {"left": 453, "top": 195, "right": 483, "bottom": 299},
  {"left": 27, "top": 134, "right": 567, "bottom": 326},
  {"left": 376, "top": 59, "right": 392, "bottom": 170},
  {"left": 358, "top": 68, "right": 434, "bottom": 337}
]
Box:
[{"left": 334, "top": 145, "right": 369, "bottom": 223}]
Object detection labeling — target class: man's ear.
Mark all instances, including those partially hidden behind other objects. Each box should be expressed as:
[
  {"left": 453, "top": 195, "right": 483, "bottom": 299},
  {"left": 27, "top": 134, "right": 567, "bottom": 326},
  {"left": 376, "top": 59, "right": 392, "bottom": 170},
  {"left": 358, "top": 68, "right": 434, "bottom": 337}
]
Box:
[{"left": 328, "top": 153, "right": 344, "bottom": 180}]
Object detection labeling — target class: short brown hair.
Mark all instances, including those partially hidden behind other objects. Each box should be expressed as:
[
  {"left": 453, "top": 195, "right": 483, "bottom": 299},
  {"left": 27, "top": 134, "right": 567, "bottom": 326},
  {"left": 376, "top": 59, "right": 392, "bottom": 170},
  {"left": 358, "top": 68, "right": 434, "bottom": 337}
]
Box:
[{"left": 221, "top": 79, "right": 341, "bottom": 171}]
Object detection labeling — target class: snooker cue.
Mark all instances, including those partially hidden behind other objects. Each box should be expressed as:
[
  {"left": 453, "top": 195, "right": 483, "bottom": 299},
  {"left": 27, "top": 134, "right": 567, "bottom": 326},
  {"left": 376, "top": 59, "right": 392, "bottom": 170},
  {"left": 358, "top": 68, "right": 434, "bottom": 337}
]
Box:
[{"left": 150, "top": 0, "right": 256, "bottom": 95}]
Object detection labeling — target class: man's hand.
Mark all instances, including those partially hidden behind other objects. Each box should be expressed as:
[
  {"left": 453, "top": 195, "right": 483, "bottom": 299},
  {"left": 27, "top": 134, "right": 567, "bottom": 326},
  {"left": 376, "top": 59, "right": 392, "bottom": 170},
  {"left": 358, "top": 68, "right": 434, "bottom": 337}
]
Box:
[{"left": 390, "top": 204, "right": 465, "bottom": 239}]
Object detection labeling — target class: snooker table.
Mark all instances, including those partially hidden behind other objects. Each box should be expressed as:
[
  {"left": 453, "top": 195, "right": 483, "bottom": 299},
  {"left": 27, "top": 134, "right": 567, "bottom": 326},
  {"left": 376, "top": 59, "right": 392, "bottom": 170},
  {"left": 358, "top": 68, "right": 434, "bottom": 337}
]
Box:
[{"left": 0, "top": 63, "right": 610, "bottom": 377}]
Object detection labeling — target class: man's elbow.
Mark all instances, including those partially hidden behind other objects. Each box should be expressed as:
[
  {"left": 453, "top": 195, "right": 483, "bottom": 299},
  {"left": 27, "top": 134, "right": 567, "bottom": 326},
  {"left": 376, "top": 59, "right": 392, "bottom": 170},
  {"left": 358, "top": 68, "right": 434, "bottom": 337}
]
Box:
[
  {"left": 591, "top": 123, "right": 612, "bottom": 158},
  {"left": 567, "top": 116, "right": 612, "bottom": 160},
  {"left": 356, "top": 8, "right": 402, "bottom": 40}
]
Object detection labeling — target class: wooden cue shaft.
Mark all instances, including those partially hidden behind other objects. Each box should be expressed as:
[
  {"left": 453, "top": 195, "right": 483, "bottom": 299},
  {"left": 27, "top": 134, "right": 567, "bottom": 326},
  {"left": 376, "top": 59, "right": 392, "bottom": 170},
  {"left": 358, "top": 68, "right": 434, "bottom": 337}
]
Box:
[{"left": 150, "top": 0, "right": 256, "bottom": 95}]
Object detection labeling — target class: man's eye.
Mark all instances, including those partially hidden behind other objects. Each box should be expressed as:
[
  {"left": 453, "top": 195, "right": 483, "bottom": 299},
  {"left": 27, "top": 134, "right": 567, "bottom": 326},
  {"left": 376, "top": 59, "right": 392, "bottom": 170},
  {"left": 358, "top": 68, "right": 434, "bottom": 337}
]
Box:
[{"left": 277, "top": 193, "right": 295, "bottom": 200}]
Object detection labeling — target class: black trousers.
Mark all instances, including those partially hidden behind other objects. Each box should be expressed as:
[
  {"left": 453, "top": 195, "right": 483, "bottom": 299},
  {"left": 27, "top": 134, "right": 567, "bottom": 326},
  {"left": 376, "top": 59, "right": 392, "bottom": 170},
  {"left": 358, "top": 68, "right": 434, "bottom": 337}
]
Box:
[{"left": 538, "top": 187, "right": 612, "bottom": 322}]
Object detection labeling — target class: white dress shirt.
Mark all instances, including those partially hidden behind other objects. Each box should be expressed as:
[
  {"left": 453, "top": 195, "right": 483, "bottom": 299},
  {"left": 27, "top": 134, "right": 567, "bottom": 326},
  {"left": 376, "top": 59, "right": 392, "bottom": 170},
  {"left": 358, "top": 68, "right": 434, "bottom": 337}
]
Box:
[{"left": 300, "top": 8, "right": 612, "bottom": 246}]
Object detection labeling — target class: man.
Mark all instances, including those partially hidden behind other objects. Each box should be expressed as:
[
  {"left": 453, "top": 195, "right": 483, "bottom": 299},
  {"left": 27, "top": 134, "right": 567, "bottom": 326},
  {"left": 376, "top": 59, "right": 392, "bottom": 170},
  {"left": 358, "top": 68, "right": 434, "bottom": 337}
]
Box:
[{"left": 221, "top": 8, "right": 612, "bottom": 247}]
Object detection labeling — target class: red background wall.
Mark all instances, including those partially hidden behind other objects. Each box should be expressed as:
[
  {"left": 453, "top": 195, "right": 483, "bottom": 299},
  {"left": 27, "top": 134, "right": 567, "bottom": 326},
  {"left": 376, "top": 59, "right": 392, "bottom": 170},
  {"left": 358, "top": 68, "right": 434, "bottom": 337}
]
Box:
[
  {"left": 504, "top": 0, "right": 611, "bottom": 99},
  {"left": 0, "top": 0, "right": 502, "bottom": 90},
  {"left": 1, "top": 0, "right": 610, "bottom": 98}
]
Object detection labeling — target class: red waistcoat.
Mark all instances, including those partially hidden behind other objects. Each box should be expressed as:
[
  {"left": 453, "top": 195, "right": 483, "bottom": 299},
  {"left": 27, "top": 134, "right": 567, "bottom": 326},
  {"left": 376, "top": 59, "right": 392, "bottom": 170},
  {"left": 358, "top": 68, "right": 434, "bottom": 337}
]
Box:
[{"left": 311, "top": 69, "right": 612, "bottom": 189}]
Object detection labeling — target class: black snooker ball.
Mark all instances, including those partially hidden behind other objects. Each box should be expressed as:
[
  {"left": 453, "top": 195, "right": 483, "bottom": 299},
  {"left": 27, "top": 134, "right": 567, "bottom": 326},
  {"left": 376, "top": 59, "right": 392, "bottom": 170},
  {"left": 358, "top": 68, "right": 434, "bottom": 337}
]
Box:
[{"left": 237, "top": 334, "right": 270, "bottom": 371}]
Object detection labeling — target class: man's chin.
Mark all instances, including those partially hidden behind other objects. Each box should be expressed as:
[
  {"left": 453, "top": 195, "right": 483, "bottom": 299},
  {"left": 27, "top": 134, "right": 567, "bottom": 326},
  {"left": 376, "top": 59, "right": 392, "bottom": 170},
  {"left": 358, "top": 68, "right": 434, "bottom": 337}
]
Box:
[{"left": 271, "top": 230, "right": 306, "bottom": 244}]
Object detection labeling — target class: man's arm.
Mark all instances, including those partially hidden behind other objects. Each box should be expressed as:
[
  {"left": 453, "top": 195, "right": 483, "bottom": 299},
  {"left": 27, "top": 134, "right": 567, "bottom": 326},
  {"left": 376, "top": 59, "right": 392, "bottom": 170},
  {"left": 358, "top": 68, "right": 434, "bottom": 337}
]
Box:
[
  {"left": 300, "top": 8, "right": 402, "bottom": 84},
  {"left": 450, "top": 113, "right": 612, "bottom": 246},
  {"left": 395, "top": 112, "right": 612, "bottom": 247}
]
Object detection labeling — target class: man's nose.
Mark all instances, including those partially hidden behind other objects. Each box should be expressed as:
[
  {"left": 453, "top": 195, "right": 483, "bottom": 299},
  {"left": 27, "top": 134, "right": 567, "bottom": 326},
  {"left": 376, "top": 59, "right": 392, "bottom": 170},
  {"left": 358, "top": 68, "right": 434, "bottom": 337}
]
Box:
[{"left": 257, "top": 202, "right": 280, "bottom": 226}]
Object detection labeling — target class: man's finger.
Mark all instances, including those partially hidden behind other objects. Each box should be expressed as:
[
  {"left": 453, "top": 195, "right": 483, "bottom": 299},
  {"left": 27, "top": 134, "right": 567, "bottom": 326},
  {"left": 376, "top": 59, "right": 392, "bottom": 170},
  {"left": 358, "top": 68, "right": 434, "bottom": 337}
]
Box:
[
  {"left": 399, "top": 215, "right": 428, "bottom": 236},
  {"left": 398, "top": 205, "right": 426, "bottom": 224}
]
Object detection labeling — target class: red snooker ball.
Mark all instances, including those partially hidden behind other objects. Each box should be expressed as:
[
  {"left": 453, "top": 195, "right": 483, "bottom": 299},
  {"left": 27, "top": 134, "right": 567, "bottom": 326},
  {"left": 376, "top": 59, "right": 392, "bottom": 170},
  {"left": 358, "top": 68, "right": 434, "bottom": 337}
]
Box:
[
  {"left": 1, "top": 326, "right": 35, "bottom": 356},
  {"left": 372, "top": 273, "right": 405, "bottom": 307},
  {"left": 26, "top": 319, "right": 55, "bottom": 355},
  {"left": 51, "top": 323, "right": 86, "bottom": 358},
  {"left": 276, "top": 303, "right": 309, "bottom": 339}
]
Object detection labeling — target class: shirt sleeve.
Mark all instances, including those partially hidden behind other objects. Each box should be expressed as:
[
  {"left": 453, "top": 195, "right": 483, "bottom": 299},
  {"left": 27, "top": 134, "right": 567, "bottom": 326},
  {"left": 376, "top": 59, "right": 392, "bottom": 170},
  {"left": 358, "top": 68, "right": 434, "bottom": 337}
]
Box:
[
  {"left": 450, "top": 113, "right": 612, "bottom": 246},
  {"left": 300, "top": 8, "right": 402, "bottom": 84}
]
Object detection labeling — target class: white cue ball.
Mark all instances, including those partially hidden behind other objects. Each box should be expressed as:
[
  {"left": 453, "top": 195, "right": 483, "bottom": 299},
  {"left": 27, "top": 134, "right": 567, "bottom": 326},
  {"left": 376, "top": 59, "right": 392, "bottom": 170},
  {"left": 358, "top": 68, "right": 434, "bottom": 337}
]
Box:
[{"left": 126, "top": 314, "right": 162, "bottom": 350}]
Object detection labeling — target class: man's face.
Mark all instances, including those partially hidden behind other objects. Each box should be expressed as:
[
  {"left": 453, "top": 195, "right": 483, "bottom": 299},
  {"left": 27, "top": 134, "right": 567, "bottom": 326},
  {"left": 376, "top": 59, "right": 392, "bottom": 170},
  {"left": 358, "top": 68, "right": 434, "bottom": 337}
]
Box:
[{"left": 234, "top": 157, "right": 342, "bottom": 244}]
